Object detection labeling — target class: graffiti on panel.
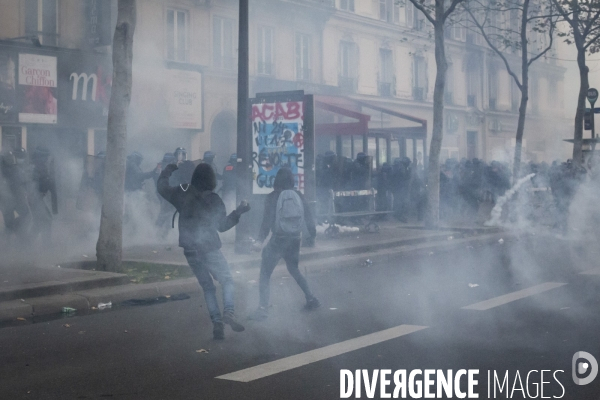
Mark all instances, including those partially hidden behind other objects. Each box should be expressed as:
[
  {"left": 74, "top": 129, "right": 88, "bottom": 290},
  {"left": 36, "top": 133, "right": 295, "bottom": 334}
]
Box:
[{"left": 251, "top": 101, "right": 304, "bottom": 194}]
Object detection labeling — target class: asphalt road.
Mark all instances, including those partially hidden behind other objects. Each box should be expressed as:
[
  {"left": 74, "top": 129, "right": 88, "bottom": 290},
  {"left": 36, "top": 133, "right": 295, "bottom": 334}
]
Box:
[{"left": 1, "top": 235, "right": 599, "bottom": 400}]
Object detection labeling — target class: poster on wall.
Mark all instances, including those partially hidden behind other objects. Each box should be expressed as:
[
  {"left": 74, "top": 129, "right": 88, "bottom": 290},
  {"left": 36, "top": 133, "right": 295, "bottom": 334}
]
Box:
[
  {"left": 166, "top": 69, "right": 203, "bottom": 130},
  {"left": 0, "top": 52, "right": 17, "bottom": 123},
  {"left": 251, "top": 100, "right": 305, "bottom": 194},
  {"left": 18, "top": 53, "right": 58, "bottom": 124}
]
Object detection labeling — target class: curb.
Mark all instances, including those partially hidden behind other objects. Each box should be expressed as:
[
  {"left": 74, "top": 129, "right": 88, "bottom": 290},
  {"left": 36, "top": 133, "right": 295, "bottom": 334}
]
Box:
[
  {"left": 0, "top": 269, "right": 130, "bottom": 302},
  {"left": 0, "top": 231, "right": 506, "bottom": 323}
]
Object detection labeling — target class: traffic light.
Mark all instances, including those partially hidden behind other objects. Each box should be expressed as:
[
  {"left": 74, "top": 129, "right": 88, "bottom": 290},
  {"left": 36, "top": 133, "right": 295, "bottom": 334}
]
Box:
[{"left": 584, "top": 108, "right": 592, "bottom": 130}]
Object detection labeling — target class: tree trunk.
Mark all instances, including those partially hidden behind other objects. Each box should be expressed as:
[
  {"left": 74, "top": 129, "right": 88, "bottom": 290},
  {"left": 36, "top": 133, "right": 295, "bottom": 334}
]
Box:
[
  {"left": 425, "top": 7, "right": 447, "bottom": 229},
  {"left": 512, "top": 0, "right": 530, "bottom": 182},
  {"left": 573, "top": 44, "right": 589, "bottom": 166},
  {"left": 96, "top": 0, "right": 136, "bottom": 272}
]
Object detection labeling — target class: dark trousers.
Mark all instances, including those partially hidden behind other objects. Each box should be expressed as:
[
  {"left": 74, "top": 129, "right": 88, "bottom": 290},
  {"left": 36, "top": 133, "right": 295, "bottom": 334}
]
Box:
[{"left": 259, "top": 236, "right": 313, "bottom": 308}]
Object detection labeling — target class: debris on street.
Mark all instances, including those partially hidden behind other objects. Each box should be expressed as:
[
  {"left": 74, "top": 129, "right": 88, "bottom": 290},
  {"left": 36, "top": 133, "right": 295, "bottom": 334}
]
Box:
[{"left": 98, "top": 302, "right": 112, "bottom": 310}]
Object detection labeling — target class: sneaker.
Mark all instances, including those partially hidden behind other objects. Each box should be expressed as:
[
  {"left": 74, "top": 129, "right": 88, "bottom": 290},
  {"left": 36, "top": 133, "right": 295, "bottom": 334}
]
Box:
[
  {"left": 223, "top": 311, "right": 245, "bottom": 332},
  {"left": 213, "top": 321, "right": 225, "bottom": 340},
  {"left": 247, "top": 307, "right": 268, "bottom": 321},
  {"left": 304, "top": 297, "right": 321, "bottom": 311}
]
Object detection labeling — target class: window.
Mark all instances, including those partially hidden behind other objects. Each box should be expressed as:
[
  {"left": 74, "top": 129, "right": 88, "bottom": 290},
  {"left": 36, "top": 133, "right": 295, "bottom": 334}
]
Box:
[
  {"left": 166, "top": 9, "right": 188, "bottom": 62},
  {"left": 380, "top": 0, "right": 400, "bottom": 23},
  {"left": 466, "top": 57, "right": 480, "bottom": 107},
  {"left": 511, "top": 80, "right": 520, "bottom": 112},
  {"left": 445, "top": 62, "right": 454, "bottom": 104},
  {"left": 295, "top": 33, "right": 311, "bottom": 81},
  {"left": 213, "top": 16, "right": 236, "bottom": 70},
  {"left": 548, "top": 80, "right": 558, "bottom": 109},
  {"left": 379, "top": 49, "right": 394, "bottom": 96},
  {"left": 406, "top": 1, "right": 423, "bottom": 30},
  {"left": 257, "top": 26, "right": 273, "bottom": 75},
  {"left": 413, "top": 55, "right": 427, "bottom": 100},
  {"left": 488, "top": 69, "right": 498, "bottom": 110},
  {"left": 339, "top": 41, "right": 357, "bottom": 92},
  {"left": 25, "top": 0, "right": 57, "bottom": 46},
  {"left": 339, "top": 0, "right": 354, "bottom": 11},
  {"left": 466, "top": 19, "right": 482, "bottom": 45}
]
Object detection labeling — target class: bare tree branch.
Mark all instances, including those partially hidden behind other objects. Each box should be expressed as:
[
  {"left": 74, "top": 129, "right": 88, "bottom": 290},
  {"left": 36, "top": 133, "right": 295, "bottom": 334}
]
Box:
[
  {"left": 464, "top": 6, "right": 523, "bottom": 90},
  {"left": 408, "top": 0, "right": 436, "bottom": 24}
]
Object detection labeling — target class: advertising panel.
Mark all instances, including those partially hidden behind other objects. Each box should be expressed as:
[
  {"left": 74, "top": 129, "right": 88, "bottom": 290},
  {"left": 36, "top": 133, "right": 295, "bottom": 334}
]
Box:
[
  {"left": 166, "top": 69, "right": 203, "bottom": 130},
  {"left": 18, "top": 53, "right": 57, "bottom": 124}
]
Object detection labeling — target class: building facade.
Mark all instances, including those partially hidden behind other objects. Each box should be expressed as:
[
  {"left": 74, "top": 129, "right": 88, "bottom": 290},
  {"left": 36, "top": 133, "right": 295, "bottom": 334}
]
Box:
[{"left": 0, "top": 0, "right": 571, "bottom": 177}]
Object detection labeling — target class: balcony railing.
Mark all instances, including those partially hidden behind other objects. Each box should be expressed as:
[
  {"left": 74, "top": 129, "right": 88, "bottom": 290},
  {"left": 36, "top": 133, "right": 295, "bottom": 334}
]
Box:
[
  {"left": 467, "top": 95, "right": 477, "bottom": 107},
  {"left": 413, "top": 87, "right": 426, "bottom": 101},
  {"left": 444, "top": 91, "right": 453, "bottom": 105},
  {"left": 296, "top": 67, "right": 311, "bottom": 81},
  {"left": 379, "top": 81, "right": 393, "bottom": 97},
  {"left": 338, "top": 76, "right": 357, "bottom": 93},
  {"left": 214, "top": 56, "right": 237, "bottom": 71},
  {"left": 257, "top": 61, "right": 273, "bottom": 76}
]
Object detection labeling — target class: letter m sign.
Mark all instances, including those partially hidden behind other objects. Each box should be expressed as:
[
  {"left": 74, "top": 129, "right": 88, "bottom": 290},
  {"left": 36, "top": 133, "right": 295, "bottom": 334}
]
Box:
[{"left": 70, "top": 73, "right": 98, "bottom": 101}]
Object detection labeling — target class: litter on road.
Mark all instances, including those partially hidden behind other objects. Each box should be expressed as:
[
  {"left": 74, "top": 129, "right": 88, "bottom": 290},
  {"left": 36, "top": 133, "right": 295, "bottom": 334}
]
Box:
[
  {"left": 196, "top": 349, "right": 210, "bottom": 354},
  {"left": 468, "top": 283, "right": 479, "bottom": 288},
  {"left": 61, "top": 307, "right": 77, "bottom": 314},
  {"left": 98, "top": 302, "right": 112, "bottom": 310}
]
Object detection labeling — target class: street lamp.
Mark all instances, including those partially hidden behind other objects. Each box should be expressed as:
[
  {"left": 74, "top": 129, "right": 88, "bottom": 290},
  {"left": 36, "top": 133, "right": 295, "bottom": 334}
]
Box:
[{"left": 235, "top": 0, "right": 252, "bottom": 253}]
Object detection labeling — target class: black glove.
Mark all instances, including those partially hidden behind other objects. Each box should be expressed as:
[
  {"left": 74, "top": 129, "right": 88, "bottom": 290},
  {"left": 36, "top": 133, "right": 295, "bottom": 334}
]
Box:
[
  {"left": 236, "top": 200, "right": 251, "bottom": 214},
  {"left": 164, "top": 163, "right": 178, "bottom": 174}
]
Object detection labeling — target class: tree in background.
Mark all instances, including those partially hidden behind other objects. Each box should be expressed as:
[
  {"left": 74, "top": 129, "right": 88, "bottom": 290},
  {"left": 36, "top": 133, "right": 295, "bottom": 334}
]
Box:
[
  {"left": 464, "top": 0, "right": 557, "bottom": 180},
  {"left": 551, "top": 0, "right": 600, "bottom": 165},
  {"left": 407, "top": 0, "right": 467, "bottom": 228},
  {"left": 96, "top": 0, "right": 136, "bottom": 272}
]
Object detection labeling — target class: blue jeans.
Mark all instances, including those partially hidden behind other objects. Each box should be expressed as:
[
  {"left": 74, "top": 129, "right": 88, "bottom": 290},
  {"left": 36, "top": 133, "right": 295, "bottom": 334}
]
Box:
[{"left": 184, "top": 248, "right": 234, "bottom": 324}]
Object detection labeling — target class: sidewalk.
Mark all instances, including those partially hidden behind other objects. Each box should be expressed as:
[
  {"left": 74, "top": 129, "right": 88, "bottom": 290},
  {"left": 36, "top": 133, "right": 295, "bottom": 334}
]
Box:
[{"left": 0, "top": 222, "right": 503, "bottom": 322}]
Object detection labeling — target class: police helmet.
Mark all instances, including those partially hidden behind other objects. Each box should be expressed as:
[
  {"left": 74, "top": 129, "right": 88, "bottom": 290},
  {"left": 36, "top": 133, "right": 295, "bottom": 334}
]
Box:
[
  {"left": 174, "top": 147, "right": 187, "bottom": 162},
  {"left": 128, "top": 151, "right": 143, "bottom": 165},
  {"left": 203, "top": 150, "right": 215, "bottom": 161}
]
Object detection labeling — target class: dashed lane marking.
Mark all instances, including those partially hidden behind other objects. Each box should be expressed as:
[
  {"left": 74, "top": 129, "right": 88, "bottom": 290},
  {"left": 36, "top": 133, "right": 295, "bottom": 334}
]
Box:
[
  {"left": 461, "top": 282, "right": 567, "bottom": 311},
  {"left": 580, "top": 268, "right": 600, "bottom": 275},
  {"left": 215, "top": 324, "right": 428, "bottom": 382}
]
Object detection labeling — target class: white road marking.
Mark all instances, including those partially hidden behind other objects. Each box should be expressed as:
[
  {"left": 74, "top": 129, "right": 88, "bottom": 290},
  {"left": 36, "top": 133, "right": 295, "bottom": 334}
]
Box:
[
  {"left": 215, "top": 324, "right": 428, "bottom": 382},
  {"left": 462, "top": 282, "right": 567, "bottom": 311},
  {"left": 580, "top": 268, "right": 600, "bottom": 275}
]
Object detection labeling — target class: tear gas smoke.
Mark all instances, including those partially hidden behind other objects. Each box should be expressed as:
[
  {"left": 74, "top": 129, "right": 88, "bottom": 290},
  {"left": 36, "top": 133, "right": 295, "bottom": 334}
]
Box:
[{"left": 485, "top": 174, "right": 535, "bottom": 227}]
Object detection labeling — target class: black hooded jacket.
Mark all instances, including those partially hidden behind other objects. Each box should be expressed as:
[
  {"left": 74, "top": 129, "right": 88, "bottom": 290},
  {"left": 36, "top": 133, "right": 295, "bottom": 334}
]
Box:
[
  {"left": 257, "top": 168, "right": 316, "bottom": 243},
  {"left": 157, "top": 163, "right": 240, "bottom": 252}
]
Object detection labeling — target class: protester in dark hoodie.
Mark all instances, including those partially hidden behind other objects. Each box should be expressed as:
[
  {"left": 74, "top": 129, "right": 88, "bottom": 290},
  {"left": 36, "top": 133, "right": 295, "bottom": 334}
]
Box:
[
  {"left": 249, "top": 168, "right": 319, "bottom": 321},
  {"left": 157, "top": 163, "right": 250, "bottom": 340}
]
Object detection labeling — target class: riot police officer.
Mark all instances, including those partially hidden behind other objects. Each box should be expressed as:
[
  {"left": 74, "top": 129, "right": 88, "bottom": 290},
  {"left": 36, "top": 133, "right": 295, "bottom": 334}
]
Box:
[
  {"left": 221, "top": 153, "right": 237, "bottom": 208},
  {"left": 29, "top": 146, "right": 57, "bottom": 245},
  {"left": 125, "top": 152, "right": 155, "bottom": 192}
]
